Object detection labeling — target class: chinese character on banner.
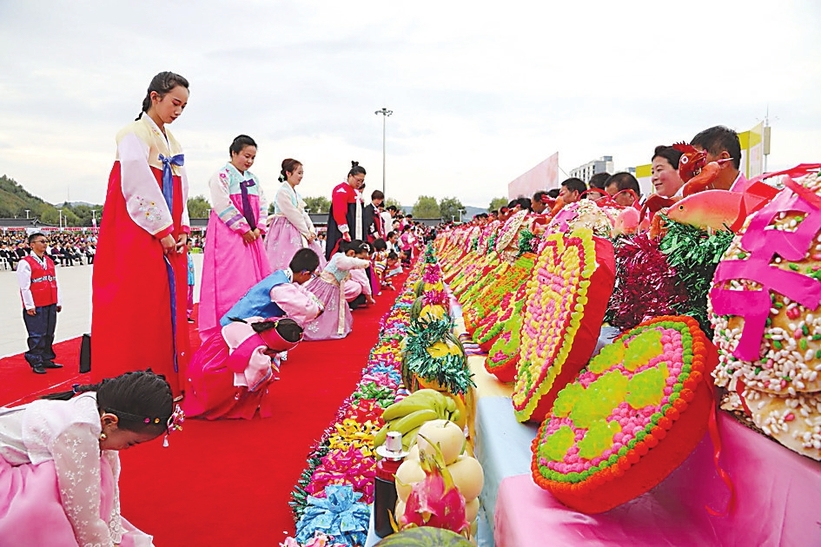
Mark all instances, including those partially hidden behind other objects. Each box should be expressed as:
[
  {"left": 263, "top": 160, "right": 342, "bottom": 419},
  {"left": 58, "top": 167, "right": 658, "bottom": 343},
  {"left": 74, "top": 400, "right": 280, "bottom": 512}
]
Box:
[{"left": 711, "top": 178, "right": 821, "bottom": 361}]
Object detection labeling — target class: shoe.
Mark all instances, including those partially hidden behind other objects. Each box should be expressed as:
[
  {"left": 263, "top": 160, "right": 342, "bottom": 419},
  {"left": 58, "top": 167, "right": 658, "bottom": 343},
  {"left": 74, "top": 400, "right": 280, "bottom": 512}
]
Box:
[
  {"left": 42, "top": 361, "right": 63, "bottom": 369},
  {"left": 187, "top": 317, "right": 195, "bottom": 323},
  {"left": 32, "top": 365, "right": 47, "bottom": 374}
]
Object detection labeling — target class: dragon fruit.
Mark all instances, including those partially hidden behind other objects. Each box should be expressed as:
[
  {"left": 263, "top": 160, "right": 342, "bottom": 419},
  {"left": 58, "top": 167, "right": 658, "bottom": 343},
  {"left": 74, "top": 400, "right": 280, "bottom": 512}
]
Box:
[{"left": 398, "top": 435, "right": 470, "bottom": 537}]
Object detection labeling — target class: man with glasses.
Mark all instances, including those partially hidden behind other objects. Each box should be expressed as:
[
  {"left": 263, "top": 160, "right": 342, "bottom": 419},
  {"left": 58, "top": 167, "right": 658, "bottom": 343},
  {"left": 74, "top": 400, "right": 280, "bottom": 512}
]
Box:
[{"left": 15, "top": 232, "right": 62, "bottom": 374}]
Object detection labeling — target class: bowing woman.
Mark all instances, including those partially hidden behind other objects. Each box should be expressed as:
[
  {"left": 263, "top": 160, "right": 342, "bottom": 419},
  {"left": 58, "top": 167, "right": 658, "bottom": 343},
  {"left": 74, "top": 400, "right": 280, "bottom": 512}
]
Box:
[
  {"left": 198, "top": 135, "right": 272, "bottom": 340},
  {"left": 325, "top": 161, "right": 366, "bottom": 260},
  {"left": 92, "top": 71, "right": 191, "bottom": 394}
]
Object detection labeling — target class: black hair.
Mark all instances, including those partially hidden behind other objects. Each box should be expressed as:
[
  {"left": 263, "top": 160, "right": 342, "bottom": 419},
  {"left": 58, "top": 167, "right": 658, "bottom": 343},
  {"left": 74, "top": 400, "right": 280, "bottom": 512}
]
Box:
[
  {"left": 386, "top": 231, "right": 396, "bottom": 239},
  {"left": 348, "top": 161, "right": 367, "bottom": 177},
  {"left": 514, "top": 197, "right": 531, "bottom": 211},
  {"left": 371, "top": 190, "right": 384, "bottom": 201},
  {"left": 229, "top": 135, "right": 257, "bottom": 157},
  {"left": 137, "top": 71, "right": 189, "bottom": 121},
  {"left": 652, "top": 145, "right": 684, "bottom": 170},
  {"left": 387, "top": 205, "right": 398, "bottom": 212},
  {"left": 387, "top": 251, "right": 398, "bottom": 260},
  {"left": 373, "top": 238, "right": 387, "bottom": 251},
  {"left": 251, "top": 317, "right": 303, "bottom": 343},
  {"left": 532, "top": 191, "right": 548, "bottom": 202},
  {"left": 352, "top": 241, "right": 371, "bottom": 255},
  {"left": 289, "top": 248, "right": 319, "bottom": 273},
  {"left": 690, "top": 125, "right": 741, "bottom": 170},
  {"left": 43, "top": 370, "right": 173, "bottom": 436},
  {"left": 27, "top": 232, "right": 46, "bottom": 244},
  {"left": 547, "top": 188, "right": 560, "bottom": 199},
  {"left": 588, "top": 172, "right": 611, "bottom": 190},
  {"left": 279, "top": 158, "right": 303, "bottom": 183},
  {"left": 604, "top": 172, "right": 641, "bottom": 196},
  {"left": 402, "top": 225, "right": 412, "bottom": 232},
  {"left": 560, "top": 177, "right": 587, "bottom": 194}
]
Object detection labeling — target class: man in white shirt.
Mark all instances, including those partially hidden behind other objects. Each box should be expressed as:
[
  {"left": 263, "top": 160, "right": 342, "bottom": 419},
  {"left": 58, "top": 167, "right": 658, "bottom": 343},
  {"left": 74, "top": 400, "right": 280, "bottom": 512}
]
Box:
[{"left": 16, "top": 232, "right": 63, "bottom": 374}]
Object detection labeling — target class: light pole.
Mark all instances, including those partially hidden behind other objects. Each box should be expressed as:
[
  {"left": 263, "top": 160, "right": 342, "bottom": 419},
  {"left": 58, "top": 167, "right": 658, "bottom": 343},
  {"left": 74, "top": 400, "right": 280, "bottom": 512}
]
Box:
[
  {"left": 374, "top": 107, "right": 393, "bottom": 196},
  {"left": 58, "top": 209, "right": 63, "bottom": 230},
  {"left": 24, "top": 209, "right": 30, "bottom": 219}
]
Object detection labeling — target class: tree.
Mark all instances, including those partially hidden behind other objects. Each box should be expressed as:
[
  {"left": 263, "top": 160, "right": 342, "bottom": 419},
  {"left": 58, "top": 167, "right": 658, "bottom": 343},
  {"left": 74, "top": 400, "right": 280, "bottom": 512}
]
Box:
[
  {"left": 304, "top": 196, "right": 331, "bottom": 214},
  {"left": 187, "top": 195, "right": 211, "bottom": 219},
  {"left": 412, "top": 195, "right": 440, "bottom": 219},
  {"left": 488, "top": 197, "right": 508, "bottom": 212},
  {"left": 439, "top": 197, "right": 466, "bottom": 222},
  {"left": 385, "top": 197, "right": 402, "bottom": 211}
]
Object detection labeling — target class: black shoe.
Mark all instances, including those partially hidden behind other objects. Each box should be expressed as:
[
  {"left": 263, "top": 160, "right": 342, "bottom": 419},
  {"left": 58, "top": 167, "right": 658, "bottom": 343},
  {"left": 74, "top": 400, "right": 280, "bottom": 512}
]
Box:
[
  {"left": 42, "top": 361, "right": 63, "bottom": 369},
  {"left": 32, "top": 365, "right": 47, "bottom": 374}
]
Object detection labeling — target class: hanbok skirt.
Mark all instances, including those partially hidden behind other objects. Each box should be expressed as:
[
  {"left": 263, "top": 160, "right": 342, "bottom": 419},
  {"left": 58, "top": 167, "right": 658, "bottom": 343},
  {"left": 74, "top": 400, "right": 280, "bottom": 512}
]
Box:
[
  {"left": 265, "top": 216, "right": 326, "bottom": 273},
  {"left": 92, "top": 163, "right": 189, "bottom": 393},
  {"left": 183, "top": 329, "right": 276, "bottom": 420},
  {"left": 198, "top": 197, "right": 271, "bottom": 341},
  {"left": 303, "top": 275, "right": 352, "bottom": 341},
  {"left": 0, "top": 456, "right": 153, "bottom": 547}
]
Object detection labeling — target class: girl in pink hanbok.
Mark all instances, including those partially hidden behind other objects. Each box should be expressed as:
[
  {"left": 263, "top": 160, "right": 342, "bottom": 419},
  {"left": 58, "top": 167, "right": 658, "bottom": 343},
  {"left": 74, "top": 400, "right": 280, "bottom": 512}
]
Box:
[
  {"left": 183, "top": 317, "right": 303, "bottom": 420},
  {"left": 198, "top": 135, "right": 272, "bottom": 340},
  {"left": 265, "top": 158, "right": 325, "bottom": 272},
  {"left": 303, "top": 240, "right": 371, "bottom": 341},
  {"left": 0, "top": 370, "right": 181, "bottom": 547}
]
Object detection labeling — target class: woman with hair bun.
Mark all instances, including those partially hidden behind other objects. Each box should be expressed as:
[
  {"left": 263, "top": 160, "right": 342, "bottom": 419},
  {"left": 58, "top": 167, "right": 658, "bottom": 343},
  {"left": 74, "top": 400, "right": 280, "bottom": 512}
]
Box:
[
  {"left": 92, "top": 71, "right": 192, "bottom": 394},
  {"left": 325, "top": 161, "right": 366, "bottom": 260},
  {"left": 198, "top": 134, "right": 272, "bottom": 340},
  {"left": 0, "top": 370, "right": 180, "bottom": 546},
  {"left": 264, "top": 158, "right": 325, "bottom": 272},
  {"left": 184, "top": 317, "right": 304, "bottom": 420}
]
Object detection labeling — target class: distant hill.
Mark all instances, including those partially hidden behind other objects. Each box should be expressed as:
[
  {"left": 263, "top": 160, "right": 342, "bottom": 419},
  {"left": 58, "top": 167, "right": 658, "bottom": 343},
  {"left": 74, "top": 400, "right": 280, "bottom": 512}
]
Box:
[{"left": 0, "top": 175, "right": 95, "bottom": 226}]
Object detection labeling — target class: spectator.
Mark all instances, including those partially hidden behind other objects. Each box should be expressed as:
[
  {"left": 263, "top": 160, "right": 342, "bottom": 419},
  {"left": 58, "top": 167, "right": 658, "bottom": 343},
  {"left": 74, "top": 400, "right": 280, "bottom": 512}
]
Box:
[
  {"left": 651, "top": 145, "right": 685, "bottom": 198},
  {"left": 588, "top": 172, "right": 611, "bottom": 191},
  {"left": 690, "top": 125, "right": 746, "bottom": 191},
  {"left": 604, "top": 172, "right": 642, "bottom": 207},
  {"left": 558, "top": 177, "right": 587, "bottom": 204}
]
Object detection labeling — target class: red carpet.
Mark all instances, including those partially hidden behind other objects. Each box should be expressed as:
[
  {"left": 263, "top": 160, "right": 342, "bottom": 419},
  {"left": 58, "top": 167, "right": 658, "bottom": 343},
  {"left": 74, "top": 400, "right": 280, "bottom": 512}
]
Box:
[{"left": 0, "top": 277, "right": 405, "bottom": 546}]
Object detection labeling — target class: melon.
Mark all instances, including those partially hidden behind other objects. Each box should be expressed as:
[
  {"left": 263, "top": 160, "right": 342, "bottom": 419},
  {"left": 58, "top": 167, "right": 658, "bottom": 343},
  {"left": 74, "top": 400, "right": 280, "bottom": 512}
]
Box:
[{"left": 374, "top": 526, "right": 472, "bottom": 546}]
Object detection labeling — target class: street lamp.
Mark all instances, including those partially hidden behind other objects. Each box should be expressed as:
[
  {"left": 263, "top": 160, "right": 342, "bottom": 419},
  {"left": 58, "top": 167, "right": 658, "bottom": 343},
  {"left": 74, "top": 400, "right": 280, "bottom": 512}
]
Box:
[
  {"left": 374, "top": 107, "right": 393, "bottom": 196},
  {"left": 58, "top": 209, "right": 63, "bottom": 230},
  {"left": 24, "top": 209, "right": 30, "bottom": 219}
]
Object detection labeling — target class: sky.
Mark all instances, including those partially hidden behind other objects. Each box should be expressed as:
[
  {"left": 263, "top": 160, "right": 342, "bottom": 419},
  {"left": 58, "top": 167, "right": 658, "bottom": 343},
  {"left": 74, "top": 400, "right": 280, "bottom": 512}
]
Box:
[{"left": 1, "top": 1, "right": 820, "bottom": 210}]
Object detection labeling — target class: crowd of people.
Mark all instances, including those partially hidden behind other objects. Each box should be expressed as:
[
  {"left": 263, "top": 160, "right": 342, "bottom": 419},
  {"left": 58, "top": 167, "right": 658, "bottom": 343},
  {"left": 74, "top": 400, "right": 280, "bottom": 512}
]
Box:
[{"left": 0, "top": 229, "right": 98, "bottom": 269}]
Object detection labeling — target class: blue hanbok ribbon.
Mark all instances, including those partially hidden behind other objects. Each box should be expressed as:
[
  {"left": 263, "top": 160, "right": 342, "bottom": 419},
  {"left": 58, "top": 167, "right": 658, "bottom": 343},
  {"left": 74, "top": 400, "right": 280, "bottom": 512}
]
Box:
[
  {"left": 295, "top": 485, "right": 369, "bottom": 547},
  {"left": 158, "top": 153, "right": 185, "bottom": 373},
  {"left": 239, "top": 178, "right": 257, "bottom": 230}
]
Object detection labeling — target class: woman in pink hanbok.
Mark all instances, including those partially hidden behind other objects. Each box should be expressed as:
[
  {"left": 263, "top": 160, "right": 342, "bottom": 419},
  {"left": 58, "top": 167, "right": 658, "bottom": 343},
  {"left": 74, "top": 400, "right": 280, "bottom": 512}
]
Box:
[
  {"left": 265, "top": 158, "right": 325, "bottom": 272},
  {"left": 198, "top": 135, "right": 272, "bottom": 340},
  {"left": 183, "top": 317, "right": 304, "bottom": 420},
  {"left": 0, "top": 370, "right": 181, "bottom": 547},
  {"left": 303, "top": 240, "right": 371, "bottom": 341}
]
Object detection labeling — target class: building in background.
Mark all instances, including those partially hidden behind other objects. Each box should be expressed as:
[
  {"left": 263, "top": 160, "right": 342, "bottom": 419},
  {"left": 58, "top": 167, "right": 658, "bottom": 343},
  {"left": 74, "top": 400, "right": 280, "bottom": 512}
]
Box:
[{"left": 569, "top": 156, "right": 614, "bottom": 184}]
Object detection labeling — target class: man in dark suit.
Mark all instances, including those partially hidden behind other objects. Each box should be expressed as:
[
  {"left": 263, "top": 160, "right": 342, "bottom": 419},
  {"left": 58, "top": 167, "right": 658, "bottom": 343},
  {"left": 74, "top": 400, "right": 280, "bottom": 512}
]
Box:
[{"left": 363, "top": 189, "right": 385, "bottom": 243}]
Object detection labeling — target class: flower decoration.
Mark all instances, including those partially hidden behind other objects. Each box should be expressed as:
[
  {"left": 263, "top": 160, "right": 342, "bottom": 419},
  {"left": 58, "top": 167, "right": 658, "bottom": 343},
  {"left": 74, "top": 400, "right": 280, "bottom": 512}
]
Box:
[
  {"left": 306, "top": 447, "right": 377, "bottom": 504},
  {"left": 294, "top": 485, "right": 370, "bottom": 547},
  {"left": 512, "top": 229, "right": 615, "bottom": 423}
]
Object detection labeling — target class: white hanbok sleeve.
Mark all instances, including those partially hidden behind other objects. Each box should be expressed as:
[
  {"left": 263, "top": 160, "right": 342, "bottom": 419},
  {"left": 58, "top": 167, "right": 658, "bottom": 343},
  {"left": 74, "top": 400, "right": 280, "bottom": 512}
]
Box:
[
  {"left": 210, "top": 170, "right": 252, "bottom": 234},
  {"left": 51, "top": 423, "right": 114, "bottom": 547},
  {"left": 118, "top": 132, "right": 174, "bottom": 239},
  {"left": 276, "top": 186, "right": 311, "bottom": 237},
  {"left": 334, "top": 256, "right": 370, "bottom": 271},
  {"left": 180, "top": 168, "right": 191, "bottom": 233},
  {"left": 257, "top": 180, "right": 270, "bottom": 234}
]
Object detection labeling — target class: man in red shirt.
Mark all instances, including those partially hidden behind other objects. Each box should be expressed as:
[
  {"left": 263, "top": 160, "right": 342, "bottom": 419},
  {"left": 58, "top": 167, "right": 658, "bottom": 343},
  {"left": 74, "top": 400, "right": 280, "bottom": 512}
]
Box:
[{"left": 16, "top": 232, "right": 62, "bottom": 374}]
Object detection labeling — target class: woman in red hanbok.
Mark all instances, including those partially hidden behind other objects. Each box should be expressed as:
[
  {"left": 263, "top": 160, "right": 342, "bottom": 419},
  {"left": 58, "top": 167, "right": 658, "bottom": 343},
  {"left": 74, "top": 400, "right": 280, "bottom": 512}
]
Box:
[
  {"left": 91, "top": 72, "right": 191, "bottom": 394},
  {"left": 325, "top": 161, "right": 366, "bottom": 260}
]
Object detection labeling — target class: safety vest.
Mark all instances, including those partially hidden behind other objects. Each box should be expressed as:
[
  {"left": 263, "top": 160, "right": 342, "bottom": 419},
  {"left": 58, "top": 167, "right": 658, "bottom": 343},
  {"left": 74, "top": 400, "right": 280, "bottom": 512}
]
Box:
[{"left": 22, "top": 255, "right": 58, "bottom": 307}]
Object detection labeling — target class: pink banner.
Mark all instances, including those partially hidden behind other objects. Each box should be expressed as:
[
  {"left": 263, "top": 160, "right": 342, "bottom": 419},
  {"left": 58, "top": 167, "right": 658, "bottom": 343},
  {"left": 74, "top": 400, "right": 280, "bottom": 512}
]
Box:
[{"left": 508, "top": 152, "right": 559, "bottom": 200}]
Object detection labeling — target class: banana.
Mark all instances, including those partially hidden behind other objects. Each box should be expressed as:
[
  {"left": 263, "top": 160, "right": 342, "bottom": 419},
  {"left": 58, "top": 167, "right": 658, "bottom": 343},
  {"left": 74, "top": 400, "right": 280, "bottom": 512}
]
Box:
[
  {"left": 381, "top": 389, "right": 444, "bottom": 421},
  {"left": 372, "top": 423, "right": 390, "bottom": 448},
  {"left": 402, "top": 425, "right": 422, "bottom": 450},
  {"left": 388, "top": 408, "right": 439, "bottom": 435}
]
